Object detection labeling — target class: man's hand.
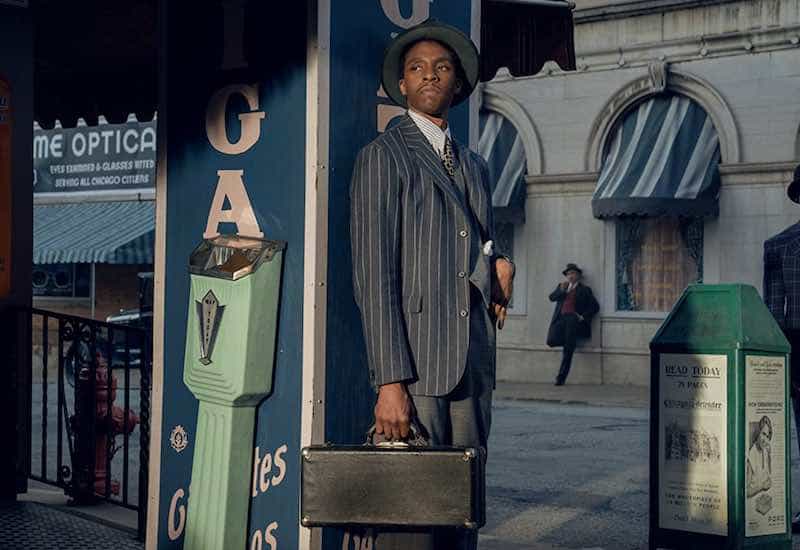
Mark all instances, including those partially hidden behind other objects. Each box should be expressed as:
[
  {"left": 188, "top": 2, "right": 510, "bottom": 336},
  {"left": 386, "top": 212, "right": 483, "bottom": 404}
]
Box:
[
  {"left": 560, "top": 281, "right": 569, "bottom": 290},
  {"left": 374, "top": 382, "right": 413, "bottom": 441},
  {"left": 491, "top": 258, "right": 515, "bottom": 330}
]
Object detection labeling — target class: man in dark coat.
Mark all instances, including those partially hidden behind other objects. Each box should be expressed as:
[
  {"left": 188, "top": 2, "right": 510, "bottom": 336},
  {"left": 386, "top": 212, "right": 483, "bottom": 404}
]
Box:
[
  {"left": 762, "top": 163, "right": 800, "bottom": 532},
  {"left": 547, "top": 263, "right": 599, "bottom": 385},
  {"left": 349, "top": 20, "right": 514, "bottom": 549}
]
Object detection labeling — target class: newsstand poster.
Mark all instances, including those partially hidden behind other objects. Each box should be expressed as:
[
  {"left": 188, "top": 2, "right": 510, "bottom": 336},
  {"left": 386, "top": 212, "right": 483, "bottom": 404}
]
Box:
[
  {"left": 744, "top": 355, "right": 787, "bottom": 537},
  {"left": 0, "top": 77, "right": 11, "bottom": 298},
  {"left": 659, "top": 353, "right": 728, "bottom": 535}
]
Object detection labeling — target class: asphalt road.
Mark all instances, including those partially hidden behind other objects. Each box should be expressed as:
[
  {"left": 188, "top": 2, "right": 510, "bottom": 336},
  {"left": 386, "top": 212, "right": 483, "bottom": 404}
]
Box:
[
  {"left": 27, "top": 388, "right": 800, "bottom": 548},
  {"left": 480, "top": 399, "right": 800, "bottom": 550}
]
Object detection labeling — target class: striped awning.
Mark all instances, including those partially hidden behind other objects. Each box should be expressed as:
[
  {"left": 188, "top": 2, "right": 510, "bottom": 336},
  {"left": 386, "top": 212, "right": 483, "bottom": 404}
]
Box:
[
  {"left": 479, "top": 109, "right": 527, "bottom": 223},
  {"left": 592, "top": 94, "right": 721, "bottom": 219},
  {"left": 34, "top": 201, "right": 155, "bottom": 264}
]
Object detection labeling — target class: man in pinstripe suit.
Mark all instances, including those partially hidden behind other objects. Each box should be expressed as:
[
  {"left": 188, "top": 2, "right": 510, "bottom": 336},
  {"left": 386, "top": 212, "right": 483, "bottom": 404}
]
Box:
[
  {"left": 350, "top": 20, "right": 514, "bottom": 549},
  {"left": 763, "top": 163, "right": 800, "bottom": 533}
]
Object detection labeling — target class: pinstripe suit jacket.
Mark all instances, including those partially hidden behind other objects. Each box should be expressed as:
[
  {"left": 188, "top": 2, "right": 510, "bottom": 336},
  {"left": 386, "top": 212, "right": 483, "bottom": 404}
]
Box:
[
  {"left": 763, "top": 221, "right": 800, "bottom": 330},
  {"left": 350, "top": 115, "right": 497, "bottom": 397}
]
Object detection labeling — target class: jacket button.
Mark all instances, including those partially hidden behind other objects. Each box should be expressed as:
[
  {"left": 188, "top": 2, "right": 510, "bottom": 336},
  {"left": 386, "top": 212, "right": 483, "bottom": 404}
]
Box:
[
  {"left": 459, "top": 230, "right": 468, "bottom": 237},
  {"left": 460, "top": 309, "right": 468, "bottom": 317},
  {"left": 458, "top": 271, "right": 466, "bottom": 278}
]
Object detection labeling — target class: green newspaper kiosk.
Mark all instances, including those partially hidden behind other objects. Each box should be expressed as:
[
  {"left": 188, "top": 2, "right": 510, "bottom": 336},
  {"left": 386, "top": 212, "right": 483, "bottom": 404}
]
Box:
[{"left": 650, "top": 284, "right": 791, "bottom": 550}]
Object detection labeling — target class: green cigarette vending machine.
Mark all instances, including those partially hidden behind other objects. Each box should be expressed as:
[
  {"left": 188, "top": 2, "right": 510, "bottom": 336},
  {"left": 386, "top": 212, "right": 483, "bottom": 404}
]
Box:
[
  {"left": 182, "top": 235, "right": 285, "bottom": 550},
  {"left": 649, "top": 284, "right": 791, "bottom": 550}
]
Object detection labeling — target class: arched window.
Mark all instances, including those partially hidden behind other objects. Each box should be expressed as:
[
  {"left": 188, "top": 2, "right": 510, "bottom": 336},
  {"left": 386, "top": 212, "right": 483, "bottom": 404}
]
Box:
[
  {"left": 592, "top": 93, "right": 721, "bottom": 312},
  {"left": 479, "top": 109, "right": 527, "bottom": 224},
  {"left": 479, "top": 107, "right": 529, "bottom": 313}
]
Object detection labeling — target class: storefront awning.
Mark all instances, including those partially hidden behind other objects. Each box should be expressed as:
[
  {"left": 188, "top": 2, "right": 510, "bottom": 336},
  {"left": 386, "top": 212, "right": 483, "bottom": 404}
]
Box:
[
  {"left": 34, "top": 201, "right": 155, "bottom": 264},
  {"left": 481, "top": 0, "right": 576, "bottom": 81},
  {"left": 592, "top": 94, "right": 721, "bottom": 219},
  {"left": 479, "top": 109, "right": 527, "bottom": 224}
]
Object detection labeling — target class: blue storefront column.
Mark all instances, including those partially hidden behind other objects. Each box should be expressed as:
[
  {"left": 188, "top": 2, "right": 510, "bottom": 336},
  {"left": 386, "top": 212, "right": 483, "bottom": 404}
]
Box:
[
  {"left": 149, "top": 2, "right": 475, "bottom": 549},
  {"left": 151, "top": 2, "right": 307, "bottom": 549}
]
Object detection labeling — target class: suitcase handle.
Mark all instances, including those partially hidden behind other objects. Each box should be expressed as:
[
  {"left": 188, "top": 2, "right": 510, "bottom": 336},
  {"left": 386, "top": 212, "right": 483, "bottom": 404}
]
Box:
[{"left": 365, "top": 420, "right": 428, "bottom": 447}]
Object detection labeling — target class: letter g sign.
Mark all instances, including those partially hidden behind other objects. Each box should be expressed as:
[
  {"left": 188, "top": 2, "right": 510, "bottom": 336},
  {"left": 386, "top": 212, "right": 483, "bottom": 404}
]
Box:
[
  {"left": 380, "top": 0, "right": 429, "bottom": 28},
  {"left": 205, "top": 84, "right": 266, "bottom": 155}
]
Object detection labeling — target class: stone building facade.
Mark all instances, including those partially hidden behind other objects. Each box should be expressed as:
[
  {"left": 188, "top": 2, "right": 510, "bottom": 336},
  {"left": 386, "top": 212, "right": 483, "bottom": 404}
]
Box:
[{"left": 488, "top": 0, "right": 800, "bottom": 385}]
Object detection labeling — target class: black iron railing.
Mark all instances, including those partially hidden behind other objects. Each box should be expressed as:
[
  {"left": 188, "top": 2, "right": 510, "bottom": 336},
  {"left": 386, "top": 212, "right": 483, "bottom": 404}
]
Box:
[{"left": 28, "top": 308, "right": 151, "bottom": 536}]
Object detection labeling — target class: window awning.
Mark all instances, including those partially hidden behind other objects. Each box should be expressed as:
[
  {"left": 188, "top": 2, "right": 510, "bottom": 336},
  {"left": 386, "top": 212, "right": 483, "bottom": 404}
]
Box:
[
  {"left": 481, "top": 0, "right": 576, "bottom": 81},
  {"left": 34, "top": 201, "right": 155, "bottom": 264},
  {"left": 592, "top": 94, "right": 721, "bottom": 219},
  {"left": 479, "top": 109, "right": 527, "bottom": 224}
]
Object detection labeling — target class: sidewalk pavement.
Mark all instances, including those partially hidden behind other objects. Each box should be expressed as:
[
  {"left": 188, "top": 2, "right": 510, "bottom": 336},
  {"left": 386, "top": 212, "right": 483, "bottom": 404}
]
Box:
[{"left": 494, "top": 381, "right": 649, "bottom": 409}]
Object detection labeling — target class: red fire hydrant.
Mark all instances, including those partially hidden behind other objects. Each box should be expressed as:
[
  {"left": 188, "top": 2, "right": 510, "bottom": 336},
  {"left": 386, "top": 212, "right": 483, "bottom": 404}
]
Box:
[{"left": 93, "top": 360, "right": 139, "bottom": 496}]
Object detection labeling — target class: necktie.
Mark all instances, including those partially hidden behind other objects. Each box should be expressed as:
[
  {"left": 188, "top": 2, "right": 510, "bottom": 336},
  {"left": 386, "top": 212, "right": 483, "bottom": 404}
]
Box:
[{"left": 441, "top": 137, "right": 456, "bottom": 179}]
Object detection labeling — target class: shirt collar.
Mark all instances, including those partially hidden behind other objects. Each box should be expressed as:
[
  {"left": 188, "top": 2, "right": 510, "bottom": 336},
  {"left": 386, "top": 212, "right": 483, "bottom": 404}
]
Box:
[{"left": 407, "top": 109, "right": 451, "bottom": 156}]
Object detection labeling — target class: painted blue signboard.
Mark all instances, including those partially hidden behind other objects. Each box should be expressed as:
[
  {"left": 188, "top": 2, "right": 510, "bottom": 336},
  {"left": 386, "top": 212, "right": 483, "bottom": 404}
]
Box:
[
  {"left": 152, "top": 1, "right": 475, "bottom": 548},
  {"left": 154, "top": 2, "right": 307, "bottom": 549},
  {"left": 324, "top": 2, "right": 473, "bottom": 548}
]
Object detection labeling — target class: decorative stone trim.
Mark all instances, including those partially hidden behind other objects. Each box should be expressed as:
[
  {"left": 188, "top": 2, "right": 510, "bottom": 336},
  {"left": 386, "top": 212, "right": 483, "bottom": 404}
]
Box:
[
  {"left": 488, "top": 24, "right": 800, "bottom": 81},
  {"left": 481, "top": 86, "right": 544, "bottom": 176},
  {"left": 525, "top": 171, "right": 598, "bottom": 197},
  {"left": 585, "top": 68, "right": 740, "bottom": 171},
  {"left": 574, "top": 0, "right": 741, "bottom": 23},
  {"left": 719, "top": 161, "right": 798, "bottom": 186}
]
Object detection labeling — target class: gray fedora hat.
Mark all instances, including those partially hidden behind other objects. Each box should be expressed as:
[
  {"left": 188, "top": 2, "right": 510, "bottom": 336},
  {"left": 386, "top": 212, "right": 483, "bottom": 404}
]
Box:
[
  {"left": 381, "top": 19, "right": 480, "bottom": 108},
  {"left": 562, "top": 263, "right": 583, "bottom": 276},
  {"left": 788, "top": 164, "right": 800, "bottom": 203}
]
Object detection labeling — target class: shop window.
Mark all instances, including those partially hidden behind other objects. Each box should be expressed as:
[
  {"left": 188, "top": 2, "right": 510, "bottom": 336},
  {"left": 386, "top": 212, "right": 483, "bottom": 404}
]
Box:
[
  {"left": 32, "top": 263, "right": 91, "bottom": 298},
  {"left": 616, "top": 217, "right": 702, "bottom": 312}
]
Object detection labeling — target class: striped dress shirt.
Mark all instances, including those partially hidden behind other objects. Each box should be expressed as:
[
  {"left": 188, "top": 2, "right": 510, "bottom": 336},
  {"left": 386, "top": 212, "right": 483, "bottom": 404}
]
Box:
[{"left": 407, "top": 108, "right": 450, "bottom": 157}]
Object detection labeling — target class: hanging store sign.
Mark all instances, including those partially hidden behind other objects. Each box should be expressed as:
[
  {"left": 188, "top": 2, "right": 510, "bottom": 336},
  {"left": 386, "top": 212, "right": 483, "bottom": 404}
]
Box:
[
  {"left": 0, "top": 78, "right": 11, "bottom": 298},
  {"left": 0, "top": 1, "right": 28, "bottom": 6},
  {"left": 33, "top": 119, "right": 156, "bottom": 194}
]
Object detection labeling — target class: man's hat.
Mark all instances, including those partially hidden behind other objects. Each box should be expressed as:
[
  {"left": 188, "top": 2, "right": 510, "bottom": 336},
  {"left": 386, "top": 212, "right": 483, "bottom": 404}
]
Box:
[
  {"left": 562, "top": 263, "right": 582, "bottom": 276},
  {"left": 381, "top": 19, "right": 480, "bottom": 109},
  {"left": 788, "top": 164, "right": 800, "bottom": 204}
]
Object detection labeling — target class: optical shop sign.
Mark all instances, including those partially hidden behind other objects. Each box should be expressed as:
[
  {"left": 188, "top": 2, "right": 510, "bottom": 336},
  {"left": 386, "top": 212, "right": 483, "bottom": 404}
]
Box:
[{"left": 33, "top": 119, "right": 156, "bottom": 194}]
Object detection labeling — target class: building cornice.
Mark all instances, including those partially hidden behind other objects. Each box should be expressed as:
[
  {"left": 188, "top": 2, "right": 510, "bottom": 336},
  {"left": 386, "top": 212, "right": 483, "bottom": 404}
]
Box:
[
  {"left": 574, "top": 0, "right": 742, "bottom": 24},
  {"left": 719, "top": 161, "right": 798, "bottom": 186},
  {"left": 488, "top": 23, "right": 800, "bottom": 82},
  {"left": 526, "top": 172, "right": 598, "bottom": 196}
]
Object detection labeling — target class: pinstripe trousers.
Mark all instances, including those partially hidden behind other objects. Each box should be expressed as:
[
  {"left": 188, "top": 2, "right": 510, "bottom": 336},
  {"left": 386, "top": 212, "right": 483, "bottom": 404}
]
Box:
[{"left": 375, "top": 286, "right": 494, "bottom": 550}]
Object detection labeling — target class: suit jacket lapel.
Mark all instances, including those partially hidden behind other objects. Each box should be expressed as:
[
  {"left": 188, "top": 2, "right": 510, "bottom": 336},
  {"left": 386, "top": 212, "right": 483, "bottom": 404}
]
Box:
[
  {"left": 398, "top": 116, "right": 468, "bottom": 212},
  {"left": 454, "top": 139, "right": 491, "bottom": 241}
]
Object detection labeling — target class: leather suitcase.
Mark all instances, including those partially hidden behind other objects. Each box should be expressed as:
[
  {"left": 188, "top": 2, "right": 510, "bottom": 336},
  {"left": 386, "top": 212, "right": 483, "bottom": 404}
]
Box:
[{"left": 300, "top": 443, "right": 485, "bottom": 529}]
